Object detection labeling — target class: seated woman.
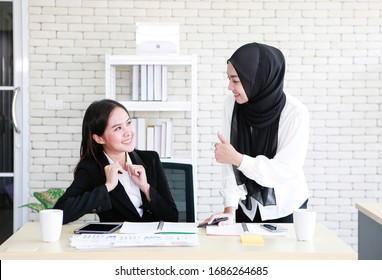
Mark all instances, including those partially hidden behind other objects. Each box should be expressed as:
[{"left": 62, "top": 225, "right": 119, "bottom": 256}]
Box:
[{"left": 54, "top": 99, "right": 178, "bottom": 224}]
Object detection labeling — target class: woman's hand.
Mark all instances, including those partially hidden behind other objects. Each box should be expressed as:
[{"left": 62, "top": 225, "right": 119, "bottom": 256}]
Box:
[
  {"left": 126, "top": 163, "right": 151, "bottom": 201},
  {"left": 104, "top": 163, "right": 123, "bottom": 192},
  {"left": 214, "top": 131, "right": 243, "bottom": 167},
  {"left": 199, "top": 207, "right": 236, "bottom": 227}
]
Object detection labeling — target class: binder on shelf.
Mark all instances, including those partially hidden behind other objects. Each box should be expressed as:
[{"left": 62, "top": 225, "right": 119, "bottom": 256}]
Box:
[
  {"left": 154, "top": 125, "right": 162, "bottom": 155},
  {"left": 131, "top": 118, "right": 138, "bottom": 138},
  {"left": 154, "top": 65, "right": 162, "bottom": 101},
  {"left": 160, "top": 122, "right": 166, "bottom": 157},
  {"left": 165, "top": 120, "right": 172, "bottom": 158},
  {"left": 161, "top": 65, "right": 167, "bottom": 101},
  {"left": 140, "top": 65, "right": 147, "bottom": 101},
  {"left": 132, "top": 65, "right": 139, "bottom": 101},
  {"left": 147, "top": 65, "right": 154, "bottom": 101},
  {"left": 146, "top": 126, "right": 155, "bottom": 151},
  {"left": 144, "top": 121, "right": 172, "bottom": 157},
  {"left": 136, "top": 118, "right": 146, "bottom": 150}
]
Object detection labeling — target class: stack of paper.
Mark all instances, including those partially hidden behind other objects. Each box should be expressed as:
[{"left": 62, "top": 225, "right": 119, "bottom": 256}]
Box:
[
  {"left": 70, "top": 234, "right": 117, "bottom": 249},
  {"left": 114, "top": 234, "right": 199, "bottom": 247},
  {"left": 69, "top": 233, "right": 199, "bottom": 249}
]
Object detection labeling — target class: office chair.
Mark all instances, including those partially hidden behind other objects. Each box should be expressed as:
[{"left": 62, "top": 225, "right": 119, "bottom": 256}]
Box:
[{"left": 162, "top": 162, "right": 195, "bottom": 222}]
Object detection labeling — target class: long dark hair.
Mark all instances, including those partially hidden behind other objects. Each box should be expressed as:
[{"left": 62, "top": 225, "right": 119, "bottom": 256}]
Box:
[{"left": 75, "top": 99, "right": 129, "bottom": 173}]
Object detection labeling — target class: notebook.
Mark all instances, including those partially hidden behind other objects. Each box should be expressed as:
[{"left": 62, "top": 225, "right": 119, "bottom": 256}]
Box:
[{"left": 120, "top": 221, "right": 198, "bottom": 234}]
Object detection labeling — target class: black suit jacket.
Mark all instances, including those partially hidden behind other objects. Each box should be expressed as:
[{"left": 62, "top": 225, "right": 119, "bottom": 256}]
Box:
[{"left": 54, "top": 150, "right": 178, "bottom": 224}]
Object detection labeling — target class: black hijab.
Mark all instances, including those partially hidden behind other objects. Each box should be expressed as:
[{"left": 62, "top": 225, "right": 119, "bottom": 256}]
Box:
[{"left": 228, "top": 42, "right": 286, "bottom": 209}]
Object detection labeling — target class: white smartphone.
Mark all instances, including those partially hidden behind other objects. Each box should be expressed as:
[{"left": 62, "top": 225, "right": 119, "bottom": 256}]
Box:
[{"left": 260, "top": 223, "right": 287, "bottom": 233}]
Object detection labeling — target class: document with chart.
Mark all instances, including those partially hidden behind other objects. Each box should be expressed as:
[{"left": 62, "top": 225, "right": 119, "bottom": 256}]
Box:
[{"left": 70, "top": 233, "right": 199, "bottom": 249}]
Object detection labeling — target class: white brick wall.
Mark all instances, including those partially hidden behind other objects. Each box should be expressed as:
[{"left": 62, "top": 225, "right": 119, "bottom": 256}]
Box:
[{"left": 27, "top": 0, "right": 382, "bottom": 250}]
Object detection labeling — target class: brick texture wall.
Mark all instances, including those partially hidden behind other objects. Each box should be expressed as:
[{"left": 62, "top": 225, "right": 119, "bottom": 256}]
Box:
[{"left": 27, "top": 0, "right": 382, "bottom": 250}]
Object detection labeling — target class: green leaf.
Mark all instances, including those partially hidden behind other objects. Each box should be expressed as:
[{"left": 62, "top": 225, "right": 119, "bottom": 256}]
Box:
[
  {"left": 18, "top": 203, "right": 46, "bottom": 212},
  {"left": 19, "top": 188, "right": 65, "bottom": 212},
  {"left": 33, "top": 188, "right": 65, "bottom": 209}
]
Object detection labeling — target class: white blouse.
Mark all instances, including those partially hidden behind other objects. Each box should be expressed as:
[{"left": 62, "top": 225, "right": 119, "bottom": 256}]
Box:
[
  {"left": 220, "top": 93, "right": 310, "bottom": 221},
  {"left": 104, "top": 152, "right": 143, "bottom": 217}
]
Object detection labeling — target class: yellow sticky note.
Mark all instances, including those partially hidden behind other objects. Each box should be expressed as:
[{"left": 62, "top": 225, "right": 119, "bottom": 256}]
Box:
[{"left": 240, "top": 234, "right": 264, "bottom": 245}]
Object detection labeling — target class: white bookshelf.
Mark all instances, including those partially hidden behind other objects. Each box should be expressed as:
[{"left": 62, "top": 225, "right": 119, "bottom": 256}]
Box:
[{"left": 104, "top": 54, "right": 198, "bottom": 199}]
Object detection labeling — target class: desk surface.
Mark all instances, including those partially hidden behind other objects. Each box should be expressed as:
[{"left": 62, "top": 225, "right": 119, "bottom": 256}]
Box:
[
  {"left": 0, "top": 222, "right": 356, "bottom": 260},
  {"left": 356, "top": 202, "right": 382, "bottom": 225}
]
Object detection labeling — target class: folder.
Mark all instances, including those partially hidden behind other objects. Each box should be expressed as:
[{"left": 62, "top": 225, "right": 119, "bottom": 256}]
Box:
[
  {"left": 140, "top": 65, "right": 147, "bottom": 101},
  {"left": 132, "top": 65, "right": 139, "bottom": 101},
  {"left": 154, "top": 65, "right": 162, "bottom": 101},
  {"left": 147, "top": 65, "right": 154, "bottom": 100},
  {"left": 206, "top": 223, "right": 288, "bottom": 237},
  {"left": 146, "top": 126, "right": 154, "bottom": 150},
  {"left": 136, "top": 118, "right": 146, "bottom": 150}
]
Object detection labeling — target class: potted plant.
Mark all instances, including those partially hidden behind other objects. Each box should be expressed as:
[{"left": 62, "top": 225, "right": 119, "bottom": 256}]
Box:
[{"left": 20, "top": 188, "right": 65, "bottom": 212}]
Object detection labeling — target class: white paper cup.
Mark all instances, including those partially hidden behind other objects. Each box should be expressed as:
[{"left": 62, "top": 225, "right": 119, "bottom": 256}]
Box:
[
  {"left": 39, "top": 209, "right": 63, "bottom": 242},
  {"left": 293, "top": 209, "right": 316, "bottom": 241}
]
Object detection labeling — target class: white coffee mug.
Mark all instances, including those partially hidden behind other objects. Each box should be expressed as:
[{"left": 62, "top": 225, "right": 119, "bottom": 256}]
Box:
[
  {"left": 39, "top": 209, "right": 63, "bottom": 242},
  {"left": 293, "top": 209, "right": 316, "bottom": 241}
]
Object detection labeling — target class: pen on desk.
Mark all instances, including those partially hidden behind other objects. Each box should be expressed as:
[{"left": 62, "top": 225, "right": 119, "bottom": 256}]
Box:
[
  {"left": 241, "top": 222, "right": 249, "bottom": 233},
  {"left": 157, "top": 221, "right": 164, "bottom": 232}
]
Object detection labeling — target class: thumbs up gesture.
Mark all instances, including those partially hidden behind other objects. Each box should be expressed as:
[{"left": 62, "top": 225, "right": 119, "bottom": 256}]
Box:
[
  {"left": 217, "top": 130, "right": 228, "bottom": 144},
  {"left": 214, "top": 131, "right": 243, "bottom": 167}
]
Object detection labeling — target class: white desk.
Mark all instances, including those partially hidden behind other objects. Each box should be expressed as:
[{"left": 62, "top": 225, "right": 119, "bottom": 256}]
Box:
[{"left": 0, "top": 222, "right": 356, "bottom": 260}]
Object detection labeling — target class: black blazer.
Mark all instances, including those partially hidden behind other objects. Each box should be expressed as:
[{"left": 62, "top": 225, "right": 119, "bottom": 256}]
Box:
[{"left": 54, "top": 150, "right": 178, "bottom": 224}]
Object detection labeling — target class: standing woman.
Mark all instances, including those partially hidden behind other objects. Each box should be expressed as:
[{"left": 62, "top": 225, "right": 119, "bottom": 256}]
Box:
[
  {"left": 54, "top": 99, "right": 178, "bottom": 224},
  {"left": 204, "top": 42, "right": 310, "bottom": 225}
]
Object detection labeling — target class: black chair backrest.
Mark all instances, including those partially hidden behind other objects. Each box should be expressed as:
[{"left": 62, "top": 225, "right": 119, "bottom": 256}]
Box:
[{"left": 162, "top": 162, "right": 195, "bottom": 222}]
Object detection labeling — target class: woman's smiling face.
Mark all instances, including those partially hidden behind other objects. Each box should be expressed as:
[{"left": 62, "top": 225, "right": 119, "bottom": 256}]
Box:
[
  {"left": 92, "top": 107, "right": 136, "bottom": 155},
  {"left": 227, "top": 62, "right": 248, "bottom": 104}
]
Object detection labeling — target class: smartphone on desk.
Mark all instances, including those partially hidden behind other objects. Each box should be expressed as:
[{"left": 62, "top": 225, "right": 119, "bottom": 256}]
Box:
[
  {"left": 74, "top": 222, "right": 122, "bottom": 234},
  {"left": 197, "top": 217, "right": 228, "bottom": 228},
  {"left": 260, "top": 223, "right": 287, "bottom": 233}
]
